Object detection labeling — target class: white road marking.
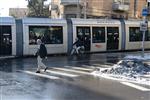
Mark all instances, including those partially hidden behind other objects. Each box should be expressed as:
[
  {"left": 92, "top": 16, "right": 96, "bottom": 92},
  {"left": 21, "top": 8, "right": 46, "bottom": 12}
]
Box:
[
  {"left": 20, "top": 70, "right": 59, "bottom": 79},
  {"left": 71, "top": 67, "right": 93, "bottom": 71},
  {"left": 53, "top": 67, "right": 90, "bottom": 75},
  {"left": 140, "top": 74, "right": 150, "bottom": 77},
  {"left": 92, "top": 64, "right": 111, "bottom": 68},
  {"left": 46, "top": 70, "right": 78, "bottom": 77},
  {"left": 121, "top": 82, "right": 150, "bottom": 91}
]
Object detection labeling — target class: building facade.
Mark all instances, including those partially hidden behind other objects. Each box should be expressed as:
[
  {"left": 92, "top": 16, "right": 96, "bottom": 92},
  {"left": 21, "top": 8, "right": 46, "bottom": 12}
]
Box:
[
  {"left": 9, "top": 8, "right": 28, "bottom": 18},
  {"left": 50, "top": 0, "right": 148, "bottom": 19}
]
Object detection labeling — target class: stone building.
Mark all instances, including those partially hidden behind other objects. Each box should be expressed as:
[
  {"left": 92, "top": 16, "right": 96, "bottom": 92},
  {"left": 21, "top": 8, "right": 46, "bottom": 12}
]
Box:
[
  {"left": 9, "top": 8, "right": 28, "bottom": 18},
  {"left": 50, "top": 0, "right": 148, "bottom": 19}
]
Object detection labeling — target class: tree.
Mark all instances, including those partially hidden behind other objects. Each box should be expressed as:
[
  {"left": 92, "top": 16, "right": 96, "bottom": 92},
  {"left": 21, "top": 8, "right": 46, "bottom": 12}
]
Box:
[{"left": 26, "top": 0, "right": 50, "bottom": 17}]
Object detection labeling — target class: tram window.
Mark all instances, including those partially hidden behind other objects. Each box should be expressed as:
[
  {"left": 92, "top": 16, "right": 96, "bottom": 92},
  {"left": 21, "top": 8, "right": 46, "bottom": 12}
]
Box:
[
  {"left": 92, "top": 27, "right": 105, "bottom": 43},
  {"left": 76, "top": 27, "right": 90, "bottom": 40},
  {"left": 29, "top": 26, "right": 63, "bottom": 45},
  {"left": 129, "top": 27, "right": 142, "bottom": 42},
  {"left": 145, "top": 28, "right": 150, "bottom": 41},
  {"left": 107, "top": 27, "right": 119, "bottom": 42},
  {"left": 48, "top": 26, "right": 63, "bottom": 44}
]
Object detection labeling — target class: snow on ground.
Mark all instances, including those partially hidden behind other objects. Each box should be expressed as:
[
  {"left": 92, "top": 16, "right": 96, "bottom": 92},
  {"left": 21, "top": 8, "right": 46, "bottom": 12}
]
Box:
[
  {"left": 124, "top": 53, "right": 150, "bottom": 60},
  {"left": 92, "top": 58, "right": 150, "bottom": 86}
]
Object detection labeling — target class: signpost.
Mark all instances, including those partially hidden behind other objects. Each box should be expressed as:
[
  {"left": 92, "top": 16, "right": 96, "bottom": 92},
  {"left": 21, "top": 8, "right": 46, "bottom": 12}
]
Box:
[
  {"left": 142, "top": 8, "right": 148, "bottom": 16},
  {"left": 141, "top": 8, "right": 148, "bottom": 57}
]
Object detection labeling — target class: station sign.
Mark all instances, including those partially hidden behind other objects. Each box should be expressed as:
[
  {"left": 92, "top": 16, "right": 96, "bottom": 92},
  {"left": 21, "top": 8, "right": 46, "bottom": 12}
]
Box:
[{"left": 140, "top": 22, "right": 148, "bottom": 31}]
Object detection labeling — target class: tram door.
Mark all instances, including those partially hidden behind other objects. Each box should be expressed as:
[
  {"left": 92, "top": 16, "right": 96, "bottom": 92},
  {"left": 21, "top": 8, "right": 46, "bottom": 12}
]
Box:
[
  {"left": 76, "top": 27, "right": 91, "bottom": 52},
  {"left": 0, "top": 26, "right": 12, "bottom": 56},
  {"left": 107, "top": 27, "right": 119, "bottom": 50}
]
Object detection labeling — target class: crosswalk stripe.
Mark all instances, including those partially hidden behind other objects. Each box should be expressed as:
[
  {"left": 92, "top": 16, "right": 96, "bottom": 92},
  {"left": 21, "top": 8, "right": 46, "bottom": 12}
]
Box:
[
  {"left": 20, "top": 70, "right": 59, "bottom": 79},
  {"left": 52, "top": 67, "right": 90, "bottom": 75},
  {"left": 141, "top": 74, "right": 150, "bottom": 77},
  {"left": 71, "top": 67, "right": 93, "bottom": 71},
  {"left": 121, "top": 82, "right": 150, "bottom": 91},
  {"left": 46, "top": 70, "right": 78, "bottom": 77},
  {"left": 92, "top": 64, "right": 112, "bottom": 68}
]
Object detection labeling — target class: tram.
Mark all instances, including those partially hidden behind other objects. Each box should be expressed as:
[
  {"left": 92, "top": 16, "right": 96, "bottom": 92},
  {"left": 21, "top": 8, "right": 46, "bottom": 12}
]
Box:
[{"left": 0, "top": 17, "right": 150, "bottom": 56}]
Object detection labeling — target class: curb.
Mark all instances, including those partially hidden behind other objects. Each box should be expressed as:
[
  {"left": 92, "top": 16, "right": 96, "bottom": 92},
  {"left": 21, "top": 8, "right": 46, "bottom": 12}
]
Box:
[{"left": 0, "top": 56, "right": 17, "bottom": 60}]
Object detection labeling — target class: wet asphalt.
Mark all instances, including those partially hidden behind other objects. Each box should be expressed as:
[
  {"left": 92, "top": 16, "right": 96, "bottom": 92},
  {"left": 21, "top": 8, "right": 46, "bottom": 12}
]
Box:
[{"left": 0, "top": 52, "right": 150, "bottom": 100}]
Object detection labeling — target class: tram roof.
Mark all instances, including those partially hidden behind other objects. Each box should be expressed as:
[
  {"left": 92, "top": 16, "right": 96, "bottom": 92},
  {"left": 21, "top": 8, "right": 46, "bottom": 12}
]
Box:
[
  {"left": 71, "top": 18, "right": 121, "bottom": 25},
  {"left": 124, "top": 20, "right": 142, "bottom": 25},
  {"left": 124, "top": 20, "right": 150, "bottom": 26},
  {"left": 22, "top": 18, "right": 67, "bottom": 24},
  {"left": 0, "top": 17, "right": 15, "bottom": 25}
]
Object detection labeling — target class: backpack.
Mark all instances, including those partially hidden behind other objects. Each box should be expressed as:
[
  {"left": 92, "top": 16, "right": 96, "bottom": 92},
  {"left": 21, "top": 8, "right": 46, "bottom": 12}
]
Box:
[{"left": 39, "top": 44, "right": 47, "bottom": 58}]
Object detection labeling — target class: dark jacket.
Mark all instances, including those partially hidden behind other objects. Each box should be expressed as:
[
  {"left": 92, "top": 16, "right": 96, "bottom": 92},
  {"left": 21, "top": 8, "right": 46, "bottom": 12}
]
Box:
[{"left": 36, "top": 44, "right": 47, "bottom": 58}]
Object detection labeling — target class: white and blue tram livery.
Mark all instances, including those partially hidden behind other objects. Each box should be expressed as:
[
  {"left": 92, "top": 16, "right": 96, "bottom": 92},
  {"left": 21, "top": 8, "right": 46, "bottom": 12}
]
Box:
[{"left": 0, "top": 17, "right": 150, "bottom": 56}]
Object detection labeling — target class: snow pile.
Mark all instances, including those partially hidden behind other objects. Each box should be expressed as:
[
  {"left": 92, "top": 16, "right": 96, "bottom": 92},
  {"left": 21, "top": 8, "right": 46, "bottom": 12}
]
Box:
[
  {"left": 102, "top": 60, "right": 150, "bottom": 77},
  {"left": 92, "top": 59, "right": 150, "bottom": 85}
]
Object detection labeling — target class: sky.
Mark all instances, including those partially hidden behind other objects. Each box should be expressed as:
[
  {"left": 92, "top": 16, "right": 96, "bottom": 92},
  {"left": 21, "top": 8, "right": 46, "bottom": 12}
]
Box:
[{"left": 0, "top": 0, "right": 51, "bottom": 17}]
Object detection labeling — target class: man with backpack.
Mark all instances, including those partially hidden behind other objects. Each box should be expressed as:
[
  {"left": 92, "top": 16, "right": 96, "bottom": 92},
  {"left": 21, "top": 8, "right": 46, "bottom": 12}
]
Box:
[{"left": 36, "top": 39, "right": 48, "bottom": 73}]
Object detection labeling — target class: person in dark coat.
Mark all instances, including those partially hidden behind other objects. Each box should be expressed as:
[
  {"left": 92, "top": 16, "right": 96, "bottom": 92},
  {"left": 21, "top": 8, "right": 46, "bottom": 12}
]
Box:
[{"left": 36, "top": 39, "right": 48, "bottom": 73}]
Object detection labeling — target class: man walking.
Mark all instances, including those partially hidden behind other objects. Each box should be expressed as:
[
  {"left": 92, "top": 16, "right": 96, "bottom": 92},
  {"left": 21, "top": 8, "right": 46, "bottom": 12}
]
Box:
[{"left": 36, "top": 39, "right": 48, "bottom": 73}]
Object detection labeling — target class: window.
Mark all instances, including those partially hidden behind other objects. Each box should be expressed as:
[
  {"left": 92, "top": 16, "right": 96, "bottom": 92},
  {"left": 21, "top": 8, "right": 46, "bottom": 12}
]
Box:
[
  {"left": 113, "top": 0, "right": 129, "bottom": 4},
  {"left": 29, "top": 26, "right": 63, "bottom": 45},
  {"left": 129, "top": 27, "right": 142, "bottom": 42},
  {"left": 107, "top": 27, "right": 119, "bottom": 43},
  {"left": 76, "top": 27, "right": 90, "bottom": 40},
  {"left": 92, "top": 27, "right": 105, "bottom": 43}
]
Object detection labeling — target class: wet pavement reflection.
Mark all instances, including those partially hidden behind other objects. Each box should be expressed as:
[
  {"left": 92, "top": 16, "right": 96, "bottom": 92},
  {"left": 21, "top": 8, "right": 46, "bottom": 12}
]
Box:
[{"left": 0, "top": 52, "right": 150, "bottom": 100}]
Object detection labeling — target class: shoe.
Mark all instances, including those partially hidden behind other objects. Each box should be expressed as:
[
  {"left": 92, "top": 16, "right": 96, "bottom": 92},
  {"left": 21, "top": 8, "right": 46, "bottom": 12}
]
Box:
[
  {"left": 36, "top": 71, "right": 40, "bottom": 73},
  {"left": 44, "top": 67, "right": 48, "bottom": 72}
]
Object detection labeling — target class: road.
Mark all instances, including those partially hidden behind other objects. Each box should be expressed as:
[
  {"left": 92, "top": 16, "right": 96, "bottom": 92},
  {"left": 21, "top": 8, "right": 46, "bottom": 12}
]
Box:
[{"left": 0, "top": 52, "right": 150, "bottom": 100}]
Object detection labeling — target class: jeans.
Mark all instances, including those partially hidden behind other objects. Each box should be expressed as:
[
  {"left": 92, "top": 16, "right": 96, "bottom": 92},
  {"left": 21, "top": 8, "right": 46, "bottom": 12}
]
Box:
[{"left": 37, "top": 56, "right": 47, "bottom": 71}]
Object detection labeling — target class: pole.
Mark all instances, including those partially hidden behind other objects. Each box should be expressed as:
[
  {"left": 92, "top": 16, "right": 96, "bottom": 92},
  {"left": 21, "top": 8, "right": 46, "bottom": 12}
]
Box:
[
  {"left": 141, "top": 16, "right": 147, "bottom": 57},
  {"left": 142, "top": 29, "right": 145, "bottom": 57}
]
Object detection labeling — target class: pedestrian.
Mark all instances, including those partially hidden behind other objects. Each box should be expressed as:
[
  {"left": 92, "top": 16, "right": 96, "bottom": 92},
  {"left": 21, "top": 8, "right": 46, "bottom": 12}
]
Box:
[
  {"left": 71, "top": 38, "right": 79, "bottom": 55},
  {"left": 35, "top": 39, "right": 48, "bottom": 73},
  {"left": 71, "top": 37, "right": 84, "bottom": 55}
]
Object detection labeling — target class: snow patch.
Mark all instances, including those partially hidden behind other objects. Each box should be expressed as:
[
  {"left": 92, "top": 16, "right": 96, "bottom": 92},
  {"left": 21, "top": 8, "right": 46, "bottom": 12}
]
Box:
[
  {"left": 92, "top": 59, "right": 150, "bottom": 86},
  {"left": 125, "top": 53, "right": 150, "bottom": 60}
]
